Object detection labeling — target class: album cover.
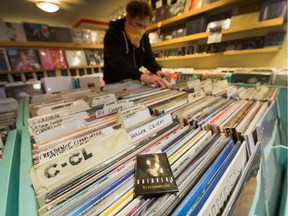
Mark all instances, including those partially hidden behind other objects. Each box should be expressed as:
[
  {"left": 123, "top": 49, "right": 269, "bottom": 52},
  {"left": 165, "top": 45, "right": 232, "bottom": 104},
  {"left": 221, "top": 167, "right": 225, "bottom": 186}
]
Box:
[
  {"left": 23, "top": 23, "right": 52, "bottom": 42},
  {"left": 72, "top": 29, "right": 92, "bottom": 44},
  {"left": 169, "top": 0, "right": 186, "bottom": 17},
  {"left": 85, "top": 49, "right": 104, "bottom": 66},
  {"left": 65, "top": 50, "right": 88, "bottom": 67},
  {"left": 134, "top": 153, "right": 178, "bottom": 196},
  {"left": 230, "top": 72, "right": 272, "bottom": 85},
  {"left": 151, "top": 0, "right": 168, "bottom": 10},
  {"left": 186, "top": 44, "right": 198, "bottom": 55},
  {"left": 241, "top": 37, "right": 265, "bottom": 50},
  {"left": 5, "top": 83, "right": 42, "bottom": 100},
  {"left": 168, "top": 47, "right": 185, "bottom": 57},
  {"left": 0, "top": 49, "right": 10, "bottom": 71},
  {"left": 90, "top": 30, "right": 105, "bottom": 44},
  {"left": 259, "top": 0, "right": 287, "bottom": 21},
  {"left": 0, "top": 22, "right": 27, "bottom": 41},
  {"left": 6, "top": 48, "right": 41, "bottom": 71},
  {"left": 49, "top": 26, "right": 73, "bottom": 43},
  {"left": 155, "top": 5, "right": 170, "bottom": 22},
  {"left": 186, "top": 16, "right": 207, "bottom": 35},
  {"left": 264, "top": 31, "right": 286, "bottom": 47},
  {"left": 172, "top": 27, "right": 186, "bottom": 38},
  {"left": 38, "top": 48, "right": 67, "bottom": 69}
]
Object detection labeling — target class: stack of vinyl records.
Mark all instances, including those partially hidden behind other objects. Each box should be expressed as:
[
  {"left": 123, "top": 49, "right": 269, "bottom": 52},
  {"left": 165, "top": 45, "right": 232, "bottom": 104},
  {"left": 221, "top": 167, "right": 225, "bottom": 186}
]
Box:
[
  {"left": 0, "top": 98, "right": 18, "bottom": 160},
  {"left": 26, "top": 81, "right": 280, "bottom": 215}
]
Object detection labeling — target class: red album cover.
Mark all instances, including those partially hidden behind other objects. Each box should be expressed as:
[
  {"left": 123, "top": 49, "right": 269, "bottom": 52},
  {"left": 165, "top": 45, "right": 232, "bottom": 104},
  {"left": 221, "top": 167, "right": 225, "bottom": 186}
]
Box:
[{"left": 38, "top": 48, "right": 67, "bottom": 69}]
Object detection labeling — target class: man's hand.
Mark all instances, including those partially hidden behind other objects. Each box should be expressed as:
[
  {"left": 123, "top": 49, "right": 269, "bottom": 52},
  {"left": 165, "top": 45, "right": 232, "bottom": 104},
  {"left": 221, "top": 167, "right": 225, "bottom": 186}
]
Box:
[
  {"left": 140, "top": 73, "right": 168, "bottom": 87},
  {"left": 156, "top": 71, "right": 172, "bottom": 82}
]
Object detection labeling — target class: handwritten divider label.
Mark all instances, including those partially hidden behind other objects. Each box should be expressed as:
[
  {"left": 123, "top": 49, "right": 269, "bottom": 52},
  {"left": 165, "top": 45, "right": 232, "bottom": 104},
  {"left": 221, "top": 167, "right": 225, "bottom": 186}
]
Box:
[
  {"left": 35, "top": 125, "right": 115, "bottom": 164},
  {"left": 187, "top": 79, "right": 201, "bottom": 89},
  {"left": 95, "top": 100, "right": 134, "bottom": 118},
  {"left": 27, "top": 111, "right": 69, "bottom": 126},
  {"left": 188, "top": 90, "right": 206, "bottom": 103},
  {"left": 91, "top": 94, "right": 117, "bottom": 107},
  {"left": 127, "top": 114, "right": 173, "bottom": 143},
  {"left": 32, "top": 117, "right": 87, "bottom": 144},
  {"left": 226, "top": 86, "right": 238, "bottom": 98},
  {"left": 121, "top": 108, "right": 151, "bottom": 129},
  {"left": 30, "top": 129, "right": 131, "bottom": 196},
  {"left": 37, "top": 99, "right": 90, "bottom": 116}
]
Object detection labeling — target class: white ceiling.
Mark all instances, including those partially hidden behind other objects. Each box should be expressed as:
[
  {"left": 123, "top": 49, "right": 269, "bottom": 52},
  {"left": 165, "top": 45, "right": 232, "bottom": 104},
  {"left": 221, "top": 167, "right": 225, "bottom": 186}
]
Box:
[{"left": 0, "top": 0, "right": 132, "bottom": 29}]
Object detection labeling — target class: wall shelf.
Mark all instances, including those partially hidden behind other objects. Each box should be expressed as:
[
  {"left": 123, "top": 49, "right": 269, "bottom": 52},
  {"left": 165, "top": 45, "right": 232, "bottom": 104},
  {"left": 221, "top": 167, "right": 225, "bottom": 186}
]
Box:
[
  {"left": 0, "top": 41, "right": 103, "bottom": 49},
  {"left": 151, "top": 18, "right": 284, "bottom": 50},
  {"left": 0, "top": 65, "right": 103, "bottom": 74},
  {"left": 155, "top": 47, "right": 280, "bottom": 62},
  {"left": 147, "top": 0, "right": 243, "bottom": 32}
]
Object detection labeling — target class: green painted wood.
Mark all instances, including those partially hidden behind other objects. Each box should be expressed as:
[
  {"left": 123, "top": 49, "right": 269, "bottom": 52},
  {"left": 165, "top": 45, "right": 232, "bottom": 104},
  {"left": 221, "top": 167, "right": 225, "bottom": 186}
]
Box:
[
  {"left": 18, "top": 126, "right": 38, "bottom": 216},
  {"left": 0, "top": 130, "right": 20, "bottom": 216}
]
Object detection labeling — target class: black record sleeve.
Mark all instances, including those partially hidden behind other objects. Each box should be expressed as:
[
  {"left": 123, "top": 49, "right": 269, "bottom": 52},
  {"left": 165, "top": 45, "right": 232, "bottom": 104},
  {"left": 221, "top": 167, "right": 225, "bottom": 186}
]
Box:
[{"left": 134, "top": 153, "right": 178, "bottom": 196}]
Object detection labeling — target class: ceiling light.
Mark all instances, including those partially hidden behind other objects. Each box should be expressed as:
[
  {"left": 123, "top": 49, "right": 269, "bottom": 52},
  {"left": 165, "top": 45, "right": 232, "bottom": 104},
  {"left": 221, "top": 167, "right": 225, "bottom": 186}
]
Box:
[{"left": 36, "top": 2, "right": 60, "bottom": 13}]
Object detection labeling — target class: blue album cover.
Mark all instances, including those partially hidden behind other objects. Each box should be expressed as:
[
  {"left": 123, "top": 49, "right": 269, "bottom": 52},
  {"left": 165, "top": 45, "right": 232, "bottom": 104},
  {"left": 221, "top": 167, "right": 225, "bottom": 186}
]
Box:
[
  {"left": 67, "top": 170, "right": 134, "bottom": 215},
  {"left": 172, "top": 139, "right": 235, "bottom": 216},
  {"left": 186, "top": 141, "right": 242, "bottom": 215}
]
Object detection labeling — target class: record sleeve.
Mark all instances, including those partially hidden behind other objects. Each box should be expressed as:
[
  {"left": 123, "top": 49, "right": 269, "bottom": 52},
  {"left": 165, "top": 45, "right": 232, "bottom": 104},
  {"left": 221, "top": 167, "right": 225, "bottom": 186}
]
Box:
[
  {"left": 38, "top": 48, "right": 67, "bottom": 69},
  {"left": 71, "top": 29, "right": 92, "bottom": 44},
  {"left": 85, "top": 49, "right": 104, "bottom": 66},
  {"left": 5, "top": 83, "right": 42, "bottom": 100},
  {"left": 23, "top": 23, "right": 52, "bottom": 42},
  {"left": 0, "top": 22, "right": 27, "bottom": 41},
  {"left": 0, "top": 48, "right": 10, "bottom": 71},
  {"left": 134, "top": 153, "right": 178, "bottom": 196},
  {"left": 259, "top": 0, "right": 287, "bottom": 21},
  {"left": 6, "top": 48, "right": 41, "bottom": 71},
  {"left": 49, "top": 26, "right": 73, "bottom": 43},
  {"left": 64, "top": 50, "right": 88, "bottom": 67}
]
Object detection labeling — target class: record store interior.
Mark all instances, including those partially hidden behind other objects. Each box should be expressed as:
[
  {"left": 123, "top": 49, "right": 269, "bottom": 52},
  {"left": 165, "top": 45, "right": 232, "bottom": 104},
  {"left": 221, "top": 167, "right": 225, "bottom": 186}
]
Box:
[{"left": 0, "top": 0, "right": 287, "bottom": 215}]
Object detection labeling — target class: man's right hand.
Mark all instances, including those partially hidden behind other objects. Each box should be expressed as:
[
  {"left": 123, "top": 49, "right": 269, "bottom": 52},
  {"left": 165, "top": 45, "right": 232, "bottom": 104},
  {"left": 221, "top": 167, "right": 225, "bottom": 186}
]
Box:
[{"left": 140, "top": 73, "right": 168, "bottom": 87}]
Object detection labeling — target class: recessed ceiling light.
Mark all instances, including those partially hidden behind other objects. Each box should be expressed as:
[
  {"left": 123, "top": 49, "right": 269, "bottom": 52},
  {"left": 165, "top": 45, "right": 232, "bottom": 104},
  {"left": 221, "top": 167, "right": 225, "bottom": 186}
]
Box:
[{"left": 36, "top": 1, "right": 60, "bottom": 13}]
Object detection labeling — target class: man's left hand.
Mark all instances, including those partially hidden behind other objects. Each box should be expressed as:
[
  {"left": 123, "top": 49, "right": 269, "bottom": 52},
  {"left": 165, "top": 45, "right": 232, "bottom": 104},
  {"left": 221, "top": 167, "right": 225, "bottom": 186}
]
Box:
[{"left": 156, "top": 71, "right": 172, "bottom": 82}]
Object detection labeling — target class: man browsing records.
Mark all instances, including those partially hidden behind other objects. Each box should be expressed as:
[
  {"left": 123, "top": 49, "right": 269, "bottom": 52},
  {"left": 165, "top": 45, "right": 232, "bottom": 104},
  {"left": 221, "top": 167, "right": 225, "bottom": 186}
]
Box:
[{"left": 103, "top": 0, "right": 171, "bottom": 87}]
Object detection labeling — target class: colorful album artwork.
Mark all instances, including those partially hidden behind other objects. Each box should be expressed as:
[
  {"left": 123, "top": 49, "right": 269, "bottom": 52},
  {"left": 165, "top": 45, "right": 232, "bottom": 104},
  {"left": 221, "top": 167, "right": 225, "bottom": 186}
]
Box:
[
  {"left": 38, "top": 48, "right": 67, "bottom": 69},
  {"left": 7, "top": 48, "right": 41, "bottom": 71}
]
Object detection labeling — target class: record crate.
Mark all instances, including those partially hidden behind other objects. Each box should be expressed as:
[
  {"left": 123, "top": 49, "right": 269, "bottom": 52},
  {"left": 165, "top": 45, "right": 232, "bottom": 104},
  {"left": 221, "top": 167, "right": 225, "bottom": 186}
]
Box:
[
  {"left": 0, "top": 98, "right": 27, "bottom": 216},
  {"left": 0, "top": 86, "right": 287, "bottom": 216}
]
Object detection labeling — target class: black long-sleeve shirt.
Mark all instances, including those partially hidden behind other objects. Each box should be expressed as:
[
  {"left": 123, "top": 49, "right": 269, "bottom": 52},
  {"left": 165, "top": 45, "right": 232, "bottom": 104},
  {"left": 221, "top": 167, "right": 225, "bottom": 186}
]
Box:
[{"left": 103, "top": 18, "right": 161, "bottom": 84}]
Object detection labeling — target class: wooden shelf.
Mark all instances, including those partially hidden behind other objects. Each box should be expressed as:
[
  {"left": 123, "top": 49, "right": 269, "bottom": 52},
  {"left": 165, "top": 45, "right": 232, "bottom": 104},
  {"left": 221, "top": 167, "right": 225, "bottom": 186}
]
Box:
[
  {"left": 223, "top": 47, "right": 280, "bottom": 55},
  {"left": 147, "top": 0, "right": 243, "bottom": 32},
  {"left": 151, "top": 32, "right": 209, "bottom": 49},
  {"left": 155, "top": 47, "right": 280, "bottom": 61},
  {"left": 223, "top": 17, "right": 284, "bottom": 34},
  {"left": 0, "top": 65, "right": 104, "bottom": 74},
  {"left": 151, "top": 18, "right": 284, "bottom": 50},
  {"left": 0, "top": 41, "right": 103, "bottom": 49}
]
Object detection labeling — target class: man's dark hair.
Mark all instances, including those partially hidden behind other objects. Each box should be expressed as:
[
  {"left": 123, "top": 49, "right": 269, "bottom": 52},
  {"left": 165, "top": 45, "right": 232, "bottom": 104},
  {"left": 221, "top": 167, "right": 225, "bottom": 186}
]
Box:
[{"left": 126, "top": 0, "right": 153, "bottom": 19}]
